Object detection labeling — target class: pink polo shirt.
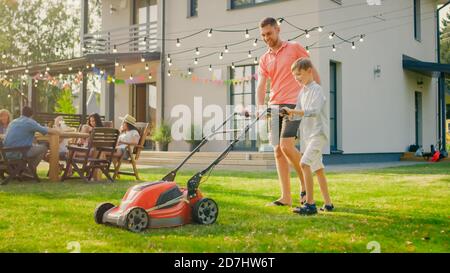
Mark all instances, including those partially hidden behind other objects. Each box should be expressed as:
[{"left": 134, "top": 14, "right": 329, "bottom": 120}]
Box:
[{"left": 259, "top": 41, "right": 309, "bottom": 105}]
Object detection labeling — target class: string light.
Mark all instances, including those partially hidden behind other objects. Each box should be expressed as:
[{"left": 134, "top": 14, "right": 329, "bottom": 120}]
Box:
[
  {"left": 2, "top": 53, "right": 6, "bottom": 59},
  {"left": 168, "top": 70, "right": 171, "bottom": 76},
  {"left": 359, "top": 35, "right": 365, "bottom": 42},
  {"left": 46, "top": 66, "right": 50, "bottom": 72},
  {"left": 318, "top": 26, "right": 323, "bottom": 32},
  {"left": 329, "top": 32, "right": 335, "bottom": 40},
  {"left": 208, "top": 29, "right": 213, "bottom": 37},
  {"left": 194, "top": 58, "right": 198, "bottom": 65},
  {"left": 145, "top": 63, "right": 149, "bottom": 70},
  {"left": 129, "top": 74, "right": 133, "bottom": 80},
  {"left": 188, "top": 68, "right": 192, "bottom": 75},
  {"left": 68, "top": 66, "right": 73, "bottom": 71},
  {"left": 332, "top": 44, "right": 336, "bottom": 52},
  {"left": 352, "top": 42, "right": 356, "bottom": 50},
  {"left": 224, "top": 45, "right": 229, "bottom": 53},
  {"left": 248, "top": 51, "right": 252, "bottom": 58},
  {"left": 305, "top": 30, "right": 310, "bottom": 39},
  {"left": 306, "top": 46, "right": 310, "bottom": 54},
  {"left": 91, "top": 63, "right": 95, "bottom": 68},
  {"left": 25, "top": 67, "right": 29, "bottom": 74},
  {"left": 219, "top": 52, "right": 224, "bottom": 60},
  {"left": 253, "top": 39, "right": 258, "bottom": 47},
  {"left": 167, "top": 54, "right": 171, "bottom": 62},
  {"left": 231, "top": 63, "right": 235, "bottom": 69},
  {"left": 245, "top": 29, "right": 250, "bottom": 39},
  {"left": 148, "top": 73, "right": 152, "bottom": 80},
  {"left": 100, "top": 70, "right": 104, "bottom": 75},
  {"left": 141, "top": 55, "right": 145, "bottom": 62},
  {"left": 113, "top": 45, "right": 117, "bottom": 53},
  {"left": 176, "top": 38, "right": 181, "bottom": 47},
  {"left": 195, "top": 48, "right": 200, "bottom": 55},
  {"left": 169, "top": 60, "right": 173, "bottom": 66},
  {"left": 253, "top": 57, "right": 258, "bottom": 64},
  {"left": 121, "top": 65, "right": 126, "bottom": 72},
  {"left": 115, "top": 59, "right": 119, "bottom": 67},
  {"left": 209, "top": 65, "right": 212, "bottom": 71}
]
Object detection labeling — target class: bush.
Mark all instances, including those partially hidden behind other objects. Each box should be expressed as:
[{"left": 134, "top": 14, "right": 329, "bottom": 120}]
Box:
[{"left": 150, "top": 122, "right": 172, "bottom": 144}]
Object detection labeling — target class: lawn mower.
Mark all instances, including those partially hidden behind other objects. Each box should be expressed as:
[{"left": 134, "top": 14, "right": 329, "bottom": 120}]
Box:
[{"left": 94, "top": 108, "right": 269, "bottom": 232}]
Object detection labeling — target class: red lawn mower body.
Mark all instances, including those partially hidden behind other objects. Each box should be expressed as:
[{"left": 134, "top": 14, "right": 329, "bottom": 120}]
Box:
[{"left": 94, "top": 109, "right": 267, "bottom": 232}]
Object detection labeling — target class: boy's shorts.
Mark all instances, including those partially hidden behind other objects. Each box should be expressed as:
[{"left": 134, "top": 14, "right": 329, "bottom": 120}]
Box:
[
  {"left": 301, "top": 135, "right": 327, "bottom": 173},
  {"left": 269, "top": 104, "right": 301, "bottom": 146}
]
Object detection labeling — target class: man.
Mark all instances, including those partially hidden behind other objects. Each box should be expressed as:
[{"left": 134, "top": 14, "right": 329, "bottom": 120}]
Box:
[
  {"left": 3, "top": 106, "right": 60, "bottom": 176},
  {"left": 257, "top": 17, "right": 321, "bottom": 206}
]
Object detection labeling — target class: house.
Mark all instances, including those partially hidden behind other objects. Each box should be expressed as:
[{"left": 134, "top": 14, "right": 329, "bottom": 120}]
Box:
[{"left": 2, "top": 0, "right": 449, "bottom": 163}]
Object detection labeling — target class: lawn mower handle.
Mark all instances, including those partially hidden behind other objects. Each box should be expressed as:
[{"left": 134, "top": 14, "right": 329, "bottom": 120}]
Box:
[
  {"left": 161, "top": 111, "right": 244, "bottom": 182},
  {"left": 187, "top": 108, "right": 270, "bottom": 198}
]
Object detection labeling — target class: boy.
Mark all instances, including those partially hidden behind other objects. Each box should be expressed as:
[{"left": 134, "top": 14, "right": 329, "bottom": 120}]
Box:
[{"left": 281, "top": 58, "right": 334, "bottom": 215}]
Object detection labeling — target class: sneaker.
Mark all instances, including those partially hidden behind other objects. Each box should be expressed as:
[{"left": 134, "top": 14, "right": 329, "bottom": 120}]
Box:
[
  {"left": 320, "top": 204, "right": 334, "bottom": 212},
  {"left": 300, "top": 191, "right": 307, "bottom": 205},
  {"left": 293, "top": 203, "right": 317, "bottom": 215}
]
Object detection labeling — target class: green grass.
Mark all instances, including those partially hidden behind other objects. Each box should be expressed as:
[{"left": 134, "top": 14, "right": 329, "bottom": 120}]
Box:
[{"left": 0, "top": 163, "right": 449, "bottom": 253}]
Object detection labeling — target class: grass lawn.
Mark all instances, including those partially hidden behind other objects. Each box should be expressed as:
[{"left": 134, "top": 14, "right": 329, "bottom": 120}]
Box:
[{"left": 0, "top": 162, "right": 449, "bottom": 253}]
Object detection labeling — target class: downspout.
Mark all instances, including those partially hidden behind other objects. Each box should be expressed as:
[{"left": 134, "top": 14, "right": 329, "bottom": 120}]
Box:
[{"left": 437, "top": 1, "right": 450, "bottom": 153}]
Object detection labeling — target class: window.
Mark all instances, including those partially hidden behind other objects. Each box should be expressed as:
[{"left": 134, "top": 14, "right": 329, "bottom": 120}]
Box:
[
  {"left": 188, "top": 0, "right": 198, "bottom": 17},
  {"left": 330, "top": 62, "right": 339, "bottom": 152},
  {"left": 414, "top": 0, "right": 421, "bottom": 41},
  {"left": 229, "top": 0, "right": 279, "bottom": 9},
  {"left": 230, "top": 65, "right": 258, "bottom": 151},
  {"left": 133, "top": 0, "right": 158, "bottom": 51}
]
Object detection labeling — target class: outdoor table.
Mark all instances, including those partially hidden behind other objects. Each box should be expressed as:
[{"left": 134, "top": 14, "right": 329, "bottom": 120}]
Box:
[{"left": 35, "top": 131, "right": 90, "bottom": 182}]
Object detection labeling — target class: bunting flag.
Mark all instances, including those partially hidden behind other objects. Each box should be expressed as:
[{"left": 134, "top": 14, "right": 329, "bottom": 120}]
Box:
[{"left": 174, "top": 70, "right": 258, "bottom": 86}]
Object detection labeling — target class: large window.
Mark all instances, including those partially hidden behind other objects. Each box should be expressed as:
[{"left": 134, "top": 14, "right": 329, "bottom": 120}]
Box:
[
  {"left": 230, "top": 0, "right": 279, "bottom": 9},
  {"left": 133, "top": 0, "right": 158, "bottom": 51},
  {"left": 230, "top": 65, "right": 258, "bottom": 151},
  {"left": 414, "top": 0, "right": 421, "bottom": 41},
  {"left": 330, "top": 62, "right": 339, "bottom": 152}
]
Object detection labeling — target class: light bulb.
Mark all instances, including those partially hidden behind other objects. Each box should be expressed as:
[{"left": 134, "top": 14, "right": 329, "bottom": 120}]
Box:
[
  {"left": 219, "top": 52, "right": 224, "bottom": 60},
  {"left": 113, "top": 45, "right": 117, "bottom": 53},
  {"left": 209, "top": 65, "right": 212, "bottom": 72},
  {"left": 352, "top": 42, "right": 356, "bottom": 50},
  {"left": 145, "top": 63, "right": 149, "bottom": 70},
  {"left": 332, "top": 45, "right": 336, "bottom": 52},
  {"left": 224, "top": 45, "right": 229, "bottom": 53},
  {"left": 245, "top": 29, "right": 250, "bottom": 39},
  {"left": 195, "top": 48, "right": 200, "bottom": 55},
  {"left": 248, "top": 51, "right": 252, "bottom": 58},
  {"left": 318, "top": 26, "right": 323, "bottom": 32},
  {"left": 305, "top": 30, "right": 310, "bottom": 39},
  {"left": 122, "top": 65, "right": 126, "bottom": 72},
  {"left": 208, "top": 29, "right": 213, "bottom": 37},
  {"left": 176, "top": 38, "right": 181, "bottom": 47},
  {"left": 359, "top": 35, "right": 364, "bottom": 43},
  {"left": 253, "top": 39, "right": 258, "bottom": 47},
  {"left": 329, "top": 32, "right": 335, "bottom": 40},
  {"left": 194, "top": 58, "right": 198, "bottom": 65}
]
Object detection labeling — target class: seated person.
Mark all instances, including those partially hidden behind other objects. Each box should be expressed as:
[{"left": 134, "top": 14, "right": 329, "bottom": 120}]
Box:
[
  {"left": 0, "top": 109, "right": 11, "bottom": 134},
  {"left": 3, "top": 106, "right": 60, "bottom": 174},
  {"left": 77, "top": 113, "right": 104, "bottom": 146},
  {"left": 114, "top": 115, "right": 140, "bottom": 159},
  {"left": 53, "top": 116, "right": 73, "bottom": 159}
]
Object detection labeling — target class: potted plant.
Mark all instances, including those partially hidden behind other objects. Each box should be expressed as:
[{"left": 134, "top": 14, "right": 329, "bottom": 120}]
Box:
[
  {"left": 185, "top": 124, "right": 203, "bottom": 151},
  {"left": 151, "top": 122, "right": 172, "bottom": 151}
]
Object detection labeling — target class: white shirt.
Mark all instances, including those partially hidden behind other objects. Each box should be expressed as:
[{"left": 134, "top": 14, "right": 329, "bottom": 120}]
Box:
[
  {"left": 294, "top": 81, "right": 329, "bottom": 141},
  {"left": 118, "top": 129, "right": 140, "bottom": 149}
]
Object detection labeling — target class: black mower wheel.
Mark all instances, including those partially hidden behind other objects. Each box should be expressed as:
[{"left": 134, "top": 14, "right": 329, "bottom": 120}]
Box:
[
  {"left": 94, "top": 202, "right": 115, "bottom": 224},
  {"left": 125, "top": 207, "right": 149, "bottom": 233},
  {"left": 192, "top": 198, "right": 219, "bottom": 225}
]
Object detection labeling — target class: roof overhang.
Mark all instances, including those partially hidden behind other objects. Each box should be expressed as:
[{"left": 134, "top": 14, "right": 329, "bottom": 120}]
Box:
[
  {"left": 0, "top": 52, "right": 160, "bottom": 76},
  {"left": 403, "top": 55, "right": 450, "bottom": 78}
]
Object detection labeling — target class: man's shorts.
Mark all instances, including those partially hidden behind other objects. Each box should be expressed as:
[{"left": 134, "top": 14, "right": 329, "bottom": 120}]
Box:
[
  {"left": 269, "top": 104, "right": 301, "bottom": 146},
  {"left": 301, "top": 135, "right": 327, "bottom": 173}
]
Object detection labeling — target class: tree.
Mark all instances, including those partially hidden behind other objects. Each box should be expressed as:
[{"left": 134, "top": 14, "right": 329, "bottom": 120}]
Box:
[
  {"left": 0, "top": 0, "right": 102, "bottom": 115},
  {"left": 55, "top": 88, "right": 76, "bottom": 114}
]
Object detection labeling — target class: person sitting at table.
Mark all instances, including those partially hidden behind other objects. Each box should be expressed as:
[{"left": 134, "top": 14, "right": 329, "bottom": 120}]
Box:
[
  {"left": 0, "top": 109, "right": 11, "bottom": 134},
  {"left": 77, "top": 113, "right": 104, "bottom": 146},
  {"left": 3, "top": 106, "right": 60, "bottom": 175},
  {"left": 114, "top": 115, "right": 140, "bottom": 159},
  {"left": 53, "top": 116, "right": 72, "bottom": 159}
]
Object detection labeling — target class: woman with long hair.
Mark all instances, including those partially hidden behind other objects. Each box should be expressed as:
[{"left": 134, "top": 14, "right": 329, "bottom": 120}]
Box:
[{"left": 0, "top": 109, "right": 12, "bottom": 134}]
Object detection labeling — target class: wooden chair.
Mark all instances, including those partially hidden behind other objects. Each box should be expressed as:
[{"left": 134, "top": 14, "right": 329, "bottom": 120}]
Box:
[
  {"left": 61, "top": 128, "right": 120, "bottom": 183},
  {"left": 0, "top": 141, "right": 39, "bottom": 185},
  {"left": 111, "top": 122, "right": 150, "bottom": 181}
]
